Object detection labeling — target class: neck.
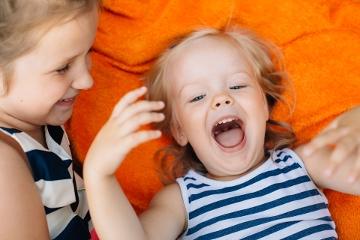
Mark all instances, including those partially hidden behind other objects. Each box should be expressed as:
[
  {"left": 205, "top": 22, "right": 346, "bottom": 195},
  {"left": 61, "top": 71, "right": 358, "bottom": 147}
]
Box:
[
  {"left": 206, "top": 152, "right": 267, "bottom": 181},
  {"left": 0, "top": 113, "right": 46, "bottom": 148}
]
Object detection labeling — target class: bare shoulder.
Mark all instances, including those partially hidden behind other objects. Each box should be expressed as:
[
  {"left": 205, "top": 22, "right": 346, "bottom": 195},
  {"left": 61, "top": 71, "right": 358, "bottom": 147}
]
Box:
[
  {"left": 294, "top": 145, "right": 324, "bottom": 184},
  {"left": 147, "top": 183, "right": 185, "bottom": 220},
  {"left": 140, "top": 183, "right": 186, "bottom": 240},
  {"left": 0, "top": 131, "right": 27, "bottom": 170},
  {"left": 150, "top": 183, "right": 183, "bottom": 205},
  {"left": 0, "top": 132, "right": 49, "bottom": 239}
]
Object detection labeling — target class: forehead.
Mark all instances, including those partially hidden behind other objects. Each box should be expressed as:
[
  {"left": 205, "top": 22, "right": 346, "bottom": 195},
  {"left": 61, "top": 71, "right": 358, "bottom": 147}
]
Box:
[
  {"left": 12, "top": 8, "right": 98, "bottom": 72},
  {"left": 35, "top": 9, "right": 98, "bottom": 58},
  {"left": 166, "top": 36, "right": 253, "bottom": 90}
]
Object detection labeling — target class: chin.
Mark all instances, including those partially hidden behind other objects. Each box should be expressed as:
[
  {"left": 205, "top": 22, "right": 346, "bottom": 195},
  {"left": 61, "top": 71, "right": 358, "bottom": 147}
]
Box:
[
  {"left": 48, "top": 113, "right": 72, "bottom": 126},
  {"left": 224, "top": 160, "right": 256, "bottom": 175}
]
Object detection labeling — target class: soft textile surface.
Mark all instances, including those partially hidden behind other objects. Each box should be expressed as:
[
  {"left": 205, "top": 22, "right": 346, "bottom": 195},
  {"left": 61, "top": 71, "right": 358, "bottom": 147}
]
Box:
[{"left": 67, "top": 0, "right": 360, "bottom": 238}]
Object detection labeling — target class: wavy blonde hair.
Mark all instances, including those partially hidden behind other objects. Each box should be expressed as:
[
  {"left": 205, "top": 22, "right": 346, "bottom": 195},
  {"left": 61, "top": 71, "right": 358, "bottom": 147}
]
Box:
[{"left": 145, "top": 26, "right": 296, "bottom": 182}]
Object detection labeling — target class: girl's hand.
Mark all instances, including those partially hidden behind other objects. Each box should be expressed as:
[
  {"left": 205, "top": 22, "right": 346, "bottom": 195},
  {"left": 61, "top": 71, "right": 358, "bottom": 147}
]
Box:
[
  {"left": 302, "top": 106, "right": 360, "bottom": 182},
  {"left": 85, "top": 87, "right": 165, "bottom": 177}
]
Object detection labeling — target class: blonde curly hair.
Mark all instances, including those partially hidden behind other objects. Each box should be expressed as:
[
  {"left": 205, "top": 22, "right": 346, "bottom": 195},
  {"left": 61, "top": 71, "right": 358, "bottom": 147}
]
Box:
[{"left": 145, "top": 26, "right": 296, "bottom": 182}]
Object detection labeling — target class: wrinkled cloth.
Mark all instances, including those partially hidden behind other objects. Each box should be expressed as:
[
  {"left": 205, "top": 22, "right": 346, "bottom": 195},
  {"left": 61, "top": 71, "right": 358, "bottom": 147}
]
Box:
[{"left": 67, "top": 0, "right": 360, "bottom": 238}]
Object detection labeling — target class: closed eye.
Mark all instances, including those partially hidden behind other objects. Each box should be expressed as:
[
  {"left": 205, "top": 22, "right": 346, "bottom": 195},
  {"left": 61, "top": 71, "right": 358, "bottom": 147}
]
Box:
[
  {"left": 56, "top": 64, "right": 70, "bottom": 75},
  {"left": 230, "top": 85, "right": 246, "bottom": 90},
  {"left": 190, "top": 94, "right": 205, "bottom": 103}
]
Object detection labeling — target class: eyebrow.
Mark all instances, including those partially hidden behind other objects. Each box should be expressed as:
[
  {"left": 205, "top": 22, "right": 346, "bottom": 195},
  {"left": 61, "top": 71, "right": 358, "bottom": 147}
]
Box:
[
  {"left": 228, "top": 72, "right": 252, "bottom": 80},
  {"left": 178, "top": 83, "right": 200, "bottom": 98}
]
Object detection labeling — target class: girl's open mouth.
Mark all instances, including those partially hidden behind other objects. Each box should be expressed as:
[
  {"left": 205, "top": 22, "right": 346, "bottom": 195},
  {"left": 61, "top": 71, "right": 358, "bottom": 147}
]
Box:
[{"left": 212, "top": 117, "right": 245, "bottom": 149}]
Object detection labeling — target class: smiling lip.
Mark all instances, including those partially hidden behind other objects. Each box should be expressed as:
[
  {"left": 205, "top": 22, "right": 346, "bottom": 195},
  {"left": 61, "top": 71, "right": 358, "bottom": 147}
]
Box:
[{"left": 56, "top": 97, "right": 76, "bottom": 107}]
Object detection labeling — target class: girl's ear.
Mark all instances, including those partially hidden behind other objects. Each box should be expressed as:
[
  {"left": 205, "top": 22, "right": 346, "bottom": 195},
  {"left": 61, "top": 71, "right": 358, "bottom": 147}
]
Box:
[{"left": 170, "top": 118, "right": 188, "bottom": 146}]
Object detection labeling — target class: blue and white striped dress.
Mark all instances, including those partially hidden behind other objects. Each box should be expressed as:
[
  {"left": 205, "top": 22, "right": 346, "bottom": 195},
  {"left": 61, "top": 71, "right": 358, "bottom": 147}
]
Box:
[
  {"left": 0, "top": 125, "right": 91, "bottom": 240},
  {"left": 176, "top": 148, "right": 337, "bottom": 240}
]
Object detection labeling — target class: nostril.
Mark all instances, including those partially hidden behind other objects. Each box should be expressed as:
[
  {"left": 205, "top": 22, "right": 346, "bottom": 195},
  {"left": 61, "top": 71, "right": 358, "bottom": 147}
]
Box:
[
  {"left": 225, "top": 100, "right": 230, "bottom": 104},
  {"left": 215, "top": 103, "right": 221, "bottom": 107}
]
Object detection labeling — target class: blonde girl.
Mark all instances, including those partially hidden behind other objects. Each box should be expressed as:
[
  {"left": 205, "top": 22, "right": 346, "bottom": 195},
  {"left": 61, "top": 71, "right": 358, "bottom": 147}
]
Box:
[
  {"left": 0, "top": 0, "right": 100, "bottom": 239},
  {"left": 85, "top": 27, "right": 360, "bottom": 239}
]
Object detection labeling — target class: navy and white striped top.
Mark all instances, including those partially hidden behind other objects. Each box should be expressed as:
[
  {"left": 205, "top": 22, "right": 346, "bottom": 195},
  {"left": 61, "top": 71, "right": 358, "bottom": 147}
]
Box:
[
  {"left": 0, "top": 125, "right": 91, "bottom": 240},
  {"left": 176, "top": 148, "right": 337, "bottom": 240}
]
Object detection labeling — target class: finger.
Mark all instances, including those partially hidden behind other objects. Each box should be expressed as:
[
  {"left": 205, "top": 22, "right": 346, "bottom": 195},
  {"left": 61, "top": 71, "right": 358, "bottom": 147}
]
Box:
[
  {"left": 115, "top": 100, "right": 164, "bottom": 125},
  {"left": 311, "top": 127, "right": 350, "bottom": 148},
  {"left": 119, "top": 130, "right": 162, "bottom": 156},
  {"left": 325, "top": 138, "right": 357, "bottom": 177},
  {"left": 303, "top": 127, "right": 350, "bottom": 156},
  {"left": 330, "top": 136, "right": 357, "bottom": 164},
  {"left": 111, "top": 86, "right": 147, "bottom": 117},
  {"left": 347, "top": 146, "right": 360, "bottom": 183},
  {"left": 116, "top": 112, "right": 165, "bottom": 137}
]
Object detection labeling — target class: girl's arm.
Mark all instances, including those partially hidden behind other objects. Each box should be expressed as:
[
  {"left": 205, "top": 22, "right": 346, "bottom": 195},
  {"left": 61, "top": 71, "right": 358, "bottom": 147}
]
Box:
[
  {"left": 84, "top": 87, "right": 185, "bottom": 240},
  {"left": 295, "top": 106, "right": 360, "bottom": 194},
  {"left": 140, "top": 183, "right": 186, "bottom": 240},
  {"left": 86, "top": 171, "right": 186, "bottom": 240},
  {"left": 0, "top": 134, "right": 50, "bottom": 239}
]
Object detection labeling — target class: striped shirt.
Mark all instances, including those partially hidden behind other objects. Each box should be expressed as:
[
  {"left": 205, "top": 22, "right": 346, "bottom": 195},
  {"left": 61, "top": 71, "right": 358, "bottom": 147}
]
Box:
[
  {"left": 0, "top": 125, "right": 91, "bottom": 240},
  {"left": 176, "top": 148, "right": 337, "bottom": 240}
]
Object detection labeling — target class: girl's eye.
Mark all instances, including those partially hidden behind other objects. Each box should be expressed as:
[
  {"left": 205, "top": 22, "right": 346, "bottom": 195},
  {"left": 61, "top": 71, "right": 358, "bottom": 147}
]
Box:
[
  {"left": 56, "top": 64, "right": 70, "bottom": 75},
  {"left": 190, "top": 94, "right": 205, "bottom": 103},
  {"left": 230, "top": 85, "right": 246, "bottom": 90}
]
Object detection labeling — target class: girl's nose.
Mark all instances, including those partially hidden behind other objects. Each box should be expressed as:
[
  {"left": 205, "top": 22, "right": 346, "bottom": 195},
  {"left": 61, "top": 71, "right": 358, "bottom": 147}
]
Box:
[
  {"left": 211, "top": 94, "right": 234, "bottom": 109},
  {"left": 72, "top": 70, "right": 94, "bottom": 90}
]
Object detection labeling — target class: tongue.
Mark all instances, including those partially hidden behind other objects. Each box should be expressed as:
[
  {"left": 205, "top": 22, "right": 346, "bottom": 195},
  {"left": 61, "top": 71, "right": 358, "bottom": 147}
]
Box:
[{"left": 215, "top": 128, "right": 244, "bottom": 148}]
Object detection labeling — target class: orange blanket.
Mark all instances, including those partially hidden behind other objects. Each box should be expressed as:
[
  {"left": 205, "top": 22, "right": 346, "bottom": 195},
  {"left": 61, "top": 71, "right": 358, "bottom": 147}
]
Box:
[{"left": 67, "top": 0, "right": 360, "bottom": 238}]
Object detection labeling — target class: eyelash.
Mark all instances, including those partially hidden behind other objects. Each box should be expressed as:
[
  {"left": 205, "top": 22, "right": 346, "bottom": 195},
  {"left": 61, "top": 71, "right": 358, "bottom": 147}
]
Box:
[
  {"left": 230, "top": 85, "right": 246, "bottom": 90},
  {"left": 56, "top": 64, "right": 70, "bottom": 75},
  {"left": 189, "top": 85, "right": 246, "bottom": 103},
  {"left": 190, "top": 94, "right": 205, "bottom": 103}
]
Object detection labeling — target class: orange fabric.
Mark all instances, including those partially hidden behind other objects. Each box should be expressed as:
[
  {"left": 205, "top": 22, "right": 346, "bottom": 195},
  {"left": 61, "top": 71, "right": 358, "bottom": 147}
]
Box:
[{"left": 67, "top": 0, "right": 360, "bottom": 238}]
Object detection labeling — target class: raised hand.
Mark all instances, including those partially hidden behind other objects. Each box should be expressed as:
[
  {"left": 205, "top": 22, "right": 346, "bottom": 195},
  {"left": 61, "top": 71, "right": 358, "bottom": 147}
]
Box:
[
  {"left": 303, "top": 106, "right": 360, "bottom": 183},
  {"left": 84, "top": 86, "right": 165, "bottom": 177}
]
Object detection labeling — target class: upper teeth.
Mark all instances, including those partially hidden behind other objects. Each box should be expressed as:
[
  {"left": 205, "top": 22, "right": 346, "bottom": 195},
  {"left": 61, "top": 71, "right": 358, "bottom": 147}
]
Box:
[{"left": 216, "top": 117, "right": 238, "bottom": 126}]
